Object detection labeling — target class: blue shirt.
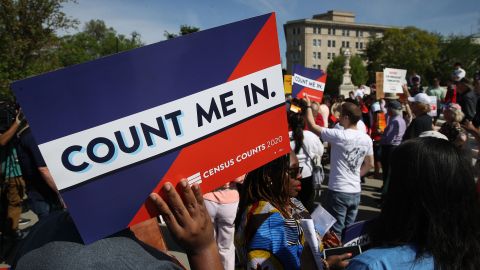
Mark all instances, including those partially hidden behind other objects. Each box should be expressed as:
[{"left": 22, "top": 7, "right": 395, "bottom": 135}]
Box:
[
  {"left": 381, "top": 115, "right": 406, "bottom": 146},
  {"left": 347, "top": 245, "right": 433, "bottom": 270}
]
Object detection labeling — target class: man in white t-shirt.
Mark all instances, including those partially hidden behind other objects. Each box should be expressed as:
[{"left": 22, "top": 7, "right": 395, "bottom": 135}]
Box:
[{"left": 304, "top": 99, "right": 374, "bottom": 237}]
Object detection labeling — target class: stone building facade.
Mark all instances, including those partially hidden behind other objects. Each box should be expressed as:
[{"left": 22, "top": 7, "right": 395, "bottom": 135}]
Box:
[{"left": 284, "top": 10, "right": 395, "bottom": 74}]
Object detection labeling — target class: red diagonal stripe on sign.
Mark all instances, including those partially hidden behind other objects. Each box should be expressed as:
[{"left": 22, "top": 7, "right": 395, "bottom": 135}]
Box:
[{"left": 228, "top": 13, "right": 280, "bottom": 81}]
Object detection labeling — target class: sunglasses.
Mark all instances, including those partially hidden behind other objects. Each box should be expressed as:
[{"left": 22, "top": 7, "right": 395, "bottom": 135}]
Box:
[{"left": 288, "top": 166, "right": 303, "bottom": 178}]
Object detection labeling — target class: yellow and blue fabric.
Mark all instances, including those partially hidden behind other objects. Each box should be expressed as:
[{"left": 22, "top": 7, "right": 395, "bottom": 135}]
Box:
[{"left": 236, "top": 198, "right": 313, "bottom": 270}]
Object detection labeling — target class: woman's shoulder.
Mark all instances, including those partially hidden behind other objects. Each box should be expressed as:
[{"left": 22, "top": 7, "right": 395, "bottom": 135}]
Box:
[{"left": 348, "top": 245, "right": 433, "bottom": 270}]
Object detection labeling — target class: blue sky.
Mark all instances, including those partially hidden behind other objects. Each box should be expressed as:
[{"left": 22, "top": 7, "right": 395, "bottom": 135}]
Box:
[{"left": 62, "top": 0, "right": 480, "bottom": 65}]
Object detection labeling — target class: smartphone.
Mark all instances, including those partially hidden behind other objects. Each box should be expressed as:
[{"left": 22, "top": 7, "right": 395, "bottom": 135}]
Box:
[{"left": 323, "top": 245, "right": 362, "bottom": 258}]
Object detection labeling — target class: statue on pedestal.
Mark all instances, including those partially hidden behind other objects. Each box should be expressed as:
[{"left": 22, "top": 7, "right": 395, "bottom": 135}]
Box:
[{"left": 339, "top": 49, "right": 355, "bottom": 97}]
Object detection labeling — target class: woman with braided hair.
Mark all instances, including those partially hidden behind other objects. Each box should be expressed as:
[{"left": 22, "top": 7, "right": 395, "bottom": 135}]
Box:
[{"left": 235, "top": 153, "right": 350, "bottom": 270}]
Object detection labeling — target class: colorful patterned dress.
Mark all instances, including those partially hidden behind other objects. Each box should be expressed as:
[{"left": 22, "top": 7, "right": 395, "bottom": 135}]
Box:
[{"left": 235, "top": 198, "right": 314, "bottom": 270}]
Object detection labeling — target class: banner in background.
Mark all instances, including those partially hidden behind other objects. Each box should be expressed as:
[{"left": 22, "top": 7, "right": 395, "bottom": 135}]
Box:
[
  {"left": 292, "top": 65, "right": 327, "bottom": 103},
  {"left": 12, "top": 13, "right": 289, "bottom": 243}
]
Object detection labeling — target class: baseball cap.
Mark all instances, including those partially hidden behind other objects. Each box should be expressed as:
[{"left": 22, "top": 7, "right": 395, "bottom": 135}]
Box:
[
  {"left": 408, "top": 93, "right": 430, "bottom": 105},
  {"left": 386, "top": 100, "right": 402, "bottom": 110}
]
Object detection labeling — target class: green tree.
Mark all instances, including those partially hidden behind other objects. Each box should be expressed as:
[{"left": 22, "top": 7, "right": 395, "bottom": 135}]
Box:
[
  {"left": 0, "top": 0, "right": 77, "bottom": 99},
  {"left": 57, "top": 19, "right": 143, "bottom": 67},
  {"left": 164, "top": 25, "right": 200, "bottom": 39},
  {"left": 325, "top": 54, "right": 368, "bottom": 95},
  {"left": 364, "top": 27, "right": 440, "bottom": 84}
]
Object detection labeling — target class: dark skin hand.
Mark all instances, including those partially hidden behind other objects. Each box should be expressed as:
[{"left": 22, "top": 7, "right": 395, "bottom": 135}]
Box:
[{"left": 150, "top": 180, "right": 223, "bottom": 270}]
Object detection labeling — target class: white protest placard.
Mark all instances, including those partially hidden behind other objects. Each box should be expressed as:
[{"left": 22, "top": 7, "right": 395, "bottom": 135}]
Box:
[{"left": 383, "top": 68, "right": 407, "bottom": 93}]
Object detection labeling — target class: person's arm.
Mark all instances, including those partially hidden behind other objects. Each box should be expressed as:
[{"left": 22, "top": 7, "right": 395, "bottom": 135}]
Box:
[
  {"left": 38, "top": 166, "right": 66, "bottom": 208},
  {"left": 303, "top": 95, "right": 324, "bottom": 136},
  {"left": 150, "top": 181, "right": 223, "bottom": 270},
  {"left": 360, "top": 155, "right": 374, "bottom": 177},
  {"left": 0, "top": 114, "right": 21, "bottom": 146}
]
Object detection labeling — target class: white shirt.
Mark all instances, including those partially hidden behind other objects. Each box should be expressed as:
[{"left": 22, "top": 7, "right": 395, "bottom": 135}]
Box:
[
  {"left": 321, "top": 128, "right": 373, "bottom": 193},
  {"left": 289, "top": 130, "right": 324, "bottom": 178},
  {"left": 334, "top": 120, "right": 368, "bottom": 133}
]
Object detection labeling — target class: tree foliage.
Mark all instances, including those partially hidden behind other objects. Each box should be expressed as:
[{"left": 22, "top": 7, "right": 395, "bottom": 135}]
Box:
[
  {"left": 433, "top": 36, "right": 480, "bottom": 83},
  {"left": 364, "top": 27, "right": 440, "bottom": 84},
  {"left": 325, "top": 54, "right": 368, "bottom": 95},
  {"left": 57, "top": 19, "right": 143, "bottom": 67},
  {"left": 164, "top": 25, "right": 200, "bottom": 39},
  {"left": 0, "top": 0, "right": 77, "bottom": 99}
]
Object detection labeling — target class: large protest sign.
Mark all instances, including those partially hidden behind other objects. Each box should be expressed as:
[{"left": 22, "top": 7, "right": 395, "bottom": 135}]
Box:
[
  {"left": 383, "top": 68, "right": 407, "bottom": 93},
  {"left": 292, "top": 65, "right": 327, "bottom": 102},
  {"left": 12, "top": 13, "right": 289, "bottom": 243}
]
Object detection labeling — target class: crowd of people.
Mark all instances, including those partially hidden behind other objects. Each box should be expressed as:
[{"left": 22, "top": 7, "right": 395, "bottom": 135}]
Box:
[{"left": 1, "top": 64, "right": 480, "bottom": 270}]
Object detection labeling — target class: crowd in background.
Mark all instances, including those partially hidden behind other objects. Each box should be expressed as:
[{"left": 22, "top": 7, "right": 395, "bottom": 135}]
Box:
[{"left": 1, "top": 64, "right": 480, "bottom": 270}]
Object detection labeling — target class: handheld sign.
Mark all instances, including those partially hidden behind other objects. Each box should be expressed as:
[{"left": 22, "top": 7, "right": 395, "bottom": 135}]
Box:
[
  {"left": 283, "top": 75, "right": 292, "bottom": 94},
  {"left": 342, "top": 220, "right": 373, "bottom": 247},
  {"left": 427, "top": 96, "right": 438, "bottom": 117},
  {"left": 383, "top": 68, "right": 407, "bottom": 93},
  {"left": 292, "top": 65, "right": 326, "bottom": 103},
  {"left": 375, "top": 72, "right": 384, "bottom": 99},
  {"left": 12, "top": 13, "right": 289, "bottom": 243}
]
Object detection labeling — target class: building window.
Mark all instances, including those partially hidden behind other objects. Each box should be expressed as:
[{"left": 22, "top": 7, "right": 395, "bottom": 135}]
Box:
[
  {"left": 318, "top": 65, "right": 321, "bottom": 70},
  {"left": 313, "top": 39, "right": 317, "bottom": 46},
  {"left": 328, "top": 40, "right": 331, "bottom": 47},
  {"left": 360, "top": 42, "right": 364, "bottom": 49},
  {"left": 342, "top": 29, "right": 349, "bottom": 36},
  {"left": 317, "top": 27, "right": 321, "bottom": 34},
  {"left": 355, "top": 42, "right": 359, "bottom": 49},
  {"left": 333, "top": 28, "right": 336, "bottom": 35},
  {"left": 328, "top": 28, "right": 331, "bottom": 35},
  {"left": 327, "top": 52, "right": 331, "bottom": 59},
  {"left": 342, "top": 41, "right": 345, "bottom": 47},
  {"left": 346, "top": 41, "right": 350, "bottom": 48},
  {"left": 332, "top": 53, "right": 336, "bottom": 58},
  {"left": 318, "top": 52, "right": 321, "bottom": 59},
  {"left": 313, "top": 52, "right": 316, "bottom": 59},
  {"left": 313, "top": 27, "right": 317, "bottom": 34},
  {"left": 318, "top": 39, "right": 321, "bottom": 46},
  {"left": 332, "top": 40, "right": 336, "bottom": 47},
  {"left": 313, "top": 64, "right": 317, "bottom": 68}
]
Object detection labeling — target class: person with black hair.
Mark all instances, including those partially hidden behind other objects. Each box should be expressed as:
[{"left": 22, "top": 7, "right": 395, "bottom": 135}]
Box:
[
  {"left": 288, "top": 99, "right": 324, "bottom": 211},
  {"left": 235, "top": 153, "right": 350, "bottom": 270},
  {"left": 457, "top": 77, "right": 477, "bottom": 121},
  {"left": 347, "top": 137, "right": 480, "bottom": 269}
]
